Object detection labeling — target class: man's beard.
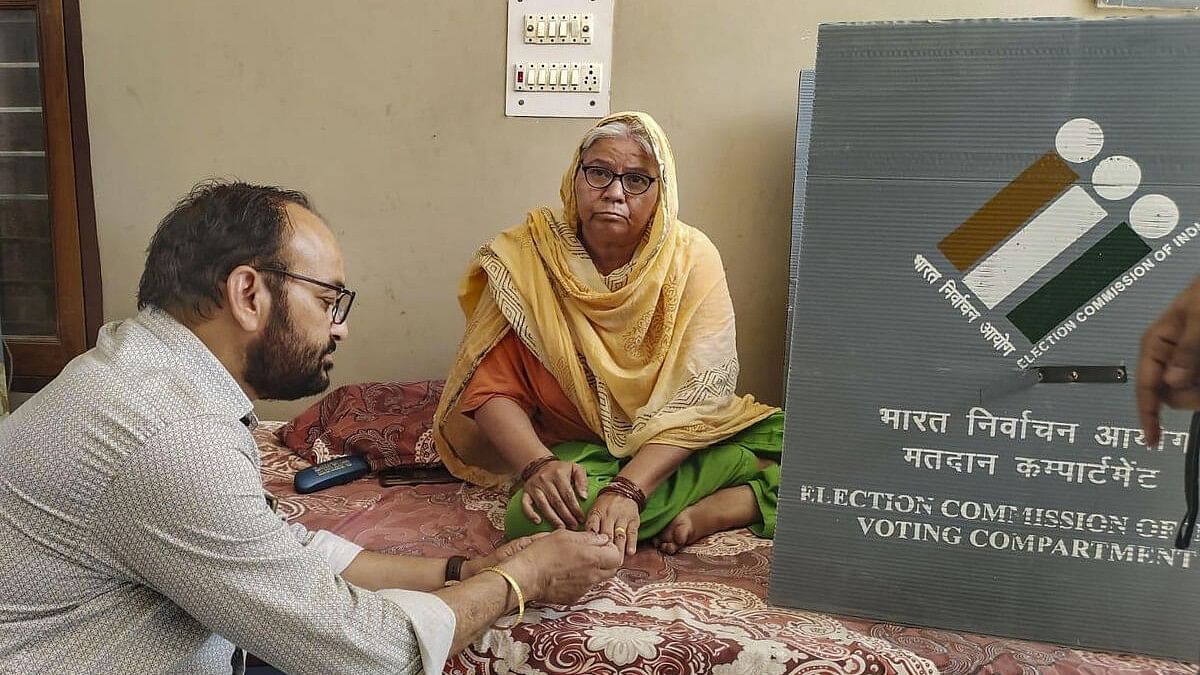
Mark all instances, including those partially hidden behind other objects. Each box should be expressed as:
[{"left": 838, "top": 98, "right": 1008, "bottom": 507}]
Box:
[{"left": 244, "top": 295, "right": 336, "bottom": 401}]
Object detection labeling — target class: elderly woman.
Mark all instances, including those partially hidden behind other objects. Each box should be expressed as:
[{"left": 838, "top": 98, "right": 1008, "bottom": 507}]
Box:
[{"left": 434, "top": 112, "right": 783, "bottom": 558}]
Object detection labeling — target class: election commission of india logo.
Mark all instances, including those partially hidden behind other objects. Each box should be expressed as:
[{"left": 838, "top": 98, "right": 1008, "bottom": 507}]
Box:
[{"left": 913, "top": 118, "right": 1190, "bottom": 366}]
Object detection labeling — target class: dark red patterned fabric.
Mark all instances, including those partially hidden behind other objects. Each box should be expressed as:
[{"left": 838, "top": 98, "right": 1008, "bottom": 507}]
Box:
[
  {"left": 253, "top": 422, "right": 1196, "bottom": 675},
  {"left": 278, "top": 380, "right": 444, "bottom": 472}
]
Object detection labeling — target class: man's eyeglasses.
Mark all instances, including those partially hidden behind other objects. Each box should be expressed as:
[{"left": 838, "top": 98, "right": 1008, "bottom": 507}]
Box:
[
  {"left": 256, "top": 267, "right": 355, "bottom": 325},
  {"left": 578, "top": 165, "right": 658, "bottom": 196}
]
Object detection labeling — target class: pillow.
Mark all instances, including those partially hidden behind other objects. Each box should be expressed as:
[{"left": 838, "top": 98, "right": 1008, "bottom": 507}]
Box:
[{"left": 278, "top": 380, "right": 445, "bottom": 472}]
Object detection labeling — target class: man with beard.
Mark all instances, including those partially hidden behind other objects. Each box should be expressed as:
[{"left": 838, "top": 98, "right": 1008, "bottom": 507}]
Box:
[{"left": 0, "top": 181, "right": 621, "bottom": 674}]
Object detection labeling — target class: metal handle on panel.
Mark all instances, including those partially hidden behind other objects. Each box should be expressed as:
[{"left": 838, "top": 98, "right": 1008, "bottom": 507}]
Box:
[
  {"left": 1034, "top": 366, "right": 1127, "bottom": 384},
  {"left": 979, "top": 365, "right": 1127, "bottom": 404}
]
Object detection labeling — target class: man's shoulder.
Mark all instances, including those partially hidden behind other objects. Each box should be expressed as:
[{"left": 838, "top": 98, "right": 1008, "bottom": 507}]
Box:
[
  {"left": 6, "top": 313, "right": 249, "bottom": 451},
  {"left": 33, "top": 318, "right": 196, "bottom": 429}
]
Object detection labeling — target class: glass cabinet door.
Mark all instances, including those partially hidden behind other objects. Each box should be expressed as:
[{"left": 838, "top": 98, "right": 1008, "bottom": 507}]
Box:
[{"left": 0, "top": 8, "right": 56, "bottom": 338}]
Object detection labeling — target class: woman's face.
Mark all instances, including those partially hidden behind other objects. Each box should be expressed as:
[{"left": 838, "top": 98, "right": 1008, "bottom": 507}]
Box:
[{"left": 574, "top": 136, "right": 660, "bottom": 258}]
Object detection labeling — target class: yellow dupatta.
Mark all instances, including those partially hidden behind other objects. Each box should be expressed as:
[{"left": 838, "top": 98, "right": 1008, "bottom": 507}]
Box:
[{"left": 434, "top": 111, "right": 778, "bottom": 487}]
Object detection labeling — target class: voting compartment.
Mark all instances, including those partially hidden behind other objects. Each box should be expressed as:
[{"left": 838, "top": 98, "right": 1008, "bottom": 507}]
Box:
[{"left": 772, "top": 17, "right": 1200, "bottom": 660}]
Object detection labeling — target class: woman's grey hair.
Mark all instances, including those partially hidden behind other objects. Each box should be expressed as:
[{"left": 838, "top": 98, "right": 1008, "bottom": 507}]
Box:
[{"left": 578, "top": 120, "right": 654, "bottom": 159}]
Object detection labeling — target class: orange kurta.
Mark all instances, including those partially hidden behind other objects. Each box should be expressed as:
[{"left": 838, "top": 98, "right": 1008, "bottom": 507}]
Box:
[{"left": 459, "top": 332, "right": 601, "bottom": 449}]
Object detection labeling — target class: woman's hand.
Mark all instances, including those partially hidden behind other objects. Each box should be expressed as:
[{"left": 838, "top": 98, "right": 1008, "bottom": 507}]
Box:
[
  {"left": 522, "top": 459, "right": 589, "bottom": 530},
  {"left": 585, "top": 492, "right": 640, "bottom": 558}
]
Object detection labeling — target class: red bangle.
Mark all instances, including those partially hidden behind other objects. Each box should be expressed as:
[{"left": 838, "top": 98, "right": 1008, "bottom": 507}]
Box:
[
  {"left": 520, "top": 456, "right": 557, "bottom": 483},
  {"left": 599, "top": 476, "right": 647, "bottom": 511}
]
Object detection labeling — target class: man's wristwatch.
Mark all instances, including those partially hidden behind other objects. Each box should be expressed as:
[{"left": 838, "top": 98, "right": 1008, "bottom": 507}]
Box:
[{"left": 444, "top": 555, "right": 469, "bottom": 586}]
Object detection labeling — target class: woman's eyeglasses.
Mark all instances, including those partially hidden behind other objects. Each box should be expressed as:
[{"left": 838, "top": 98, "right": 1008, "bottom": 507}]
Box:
[
  {"left": 578, "top": 165, "right": 658, "bottom": 196},
  {"left": 256, "top": 267, "right": 356, "bottom": 325}
]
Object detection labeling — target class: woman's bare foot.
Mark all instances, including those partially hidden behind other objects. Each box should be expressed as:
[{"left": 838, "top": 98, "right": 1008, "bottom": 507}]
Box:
[{"left": 653, "top": 485, "right": 760, "bottom": 555}]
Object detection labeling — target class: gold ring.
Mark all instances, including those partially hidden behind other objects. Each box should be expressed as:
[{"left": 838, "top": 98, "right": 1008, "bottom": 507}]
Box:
[{"left": 614, "top": 527, "right": 627, "bottom": 537}]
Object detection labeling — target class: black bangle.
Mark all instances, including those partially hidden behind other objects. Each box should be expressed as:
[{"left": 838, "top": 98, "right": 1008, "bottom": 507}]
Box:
[{"left": 444, "top": 555, "right": 468, "bottom": 585}]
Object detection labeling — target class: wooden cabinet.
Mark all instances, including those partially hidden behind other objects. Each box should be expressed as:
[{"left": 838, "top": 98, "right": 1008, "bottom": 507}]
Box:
[{"left": 0, "top": 0, "right": 99, "bottom": 392}]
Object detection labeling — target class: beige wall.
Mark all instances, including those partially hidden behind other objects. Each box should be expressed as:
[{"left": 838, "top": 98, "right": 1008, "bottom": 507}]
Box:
[{"left": 78, "top": 1, "right": 1178, "bottom": 420}]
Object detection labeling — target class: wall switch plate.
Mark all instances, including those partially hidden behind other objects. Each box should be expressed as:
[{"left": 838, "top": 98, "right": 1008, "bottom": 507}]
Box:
[{"left": 505, "top": 0, "right": 613, "bottom": 118}]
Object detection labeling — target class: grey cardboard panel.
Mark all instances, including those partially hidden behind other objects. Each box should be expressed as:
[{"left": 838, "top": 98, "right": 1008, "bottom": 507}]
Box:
[
  {"left": 772, "top": 17, "right": 1200, "bottom": 661},
  {"left": 783, "top": 69, "right": 815, "bottom": 404}
]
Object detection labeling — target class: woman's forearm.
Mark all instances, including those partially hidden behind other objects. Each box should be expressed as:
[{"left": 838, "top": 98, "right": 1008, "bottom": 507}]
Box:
[
  {"left": 478, "top": 398, "right": 690, "bottom": 496},
  {"left": 474, "top": 397, "right": 551, "bottom": 471},
  {"left": 617, "top": 443, "right": 691, "bottom": 495}
]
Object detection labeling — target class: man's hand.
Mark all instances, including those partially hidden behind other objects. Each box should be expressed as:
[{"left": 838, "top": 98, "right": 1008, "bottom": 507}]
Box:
[
  {"left": 461, "top": 533, "right": 545, "bottom": 579},
  {"left": 1138, "top": 278, "right": 1200, "bottom": 446},
  {"left": 433, "top": 528, "right": 620, "bottom": 657},
  {"left": 503, "top": 529, "right": 621, "bottom": 605}
]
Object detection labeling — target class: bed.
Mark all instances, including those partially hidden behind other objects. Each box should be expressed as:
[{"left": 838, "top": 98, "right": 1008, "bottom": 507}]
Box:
[{"left": 252, "top": 419, "right": 1197, "bottom": 675}]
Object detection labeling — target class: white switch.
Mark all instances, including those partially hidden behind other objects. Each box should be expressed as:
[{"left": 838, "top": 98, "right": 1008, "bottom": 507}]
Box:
[
  {"left": 536, "top": 20, "right": 547, "bottom": 38},
  {"left": 547, "top": 20, "right": 557, "bottom": 38},
  {"left": 570, "top": 68, "right": 581, "bottom": 87},
  {"left": 537, "top": 67, "right": 548, "bottom": 86},
  {"left": 548, "top": 67, "right": 559, "bottom": 86},
  {"left": 558, "top": 20, "right": 568, "bottom": 40}
]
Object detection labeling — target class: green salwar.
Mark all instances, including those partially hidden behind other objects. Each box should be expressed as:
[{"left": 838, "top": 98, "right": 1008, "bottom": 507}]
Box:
[{"left": 505, "top": 411, "right": 784, "bottom": 541}]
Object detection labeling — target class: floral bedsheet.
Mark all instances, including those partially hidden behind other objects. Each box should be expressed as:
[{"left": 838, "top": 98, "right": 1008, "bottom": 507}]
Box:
[{"left": 255, "top": 422, "right": 1195, "bottom": 675}]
